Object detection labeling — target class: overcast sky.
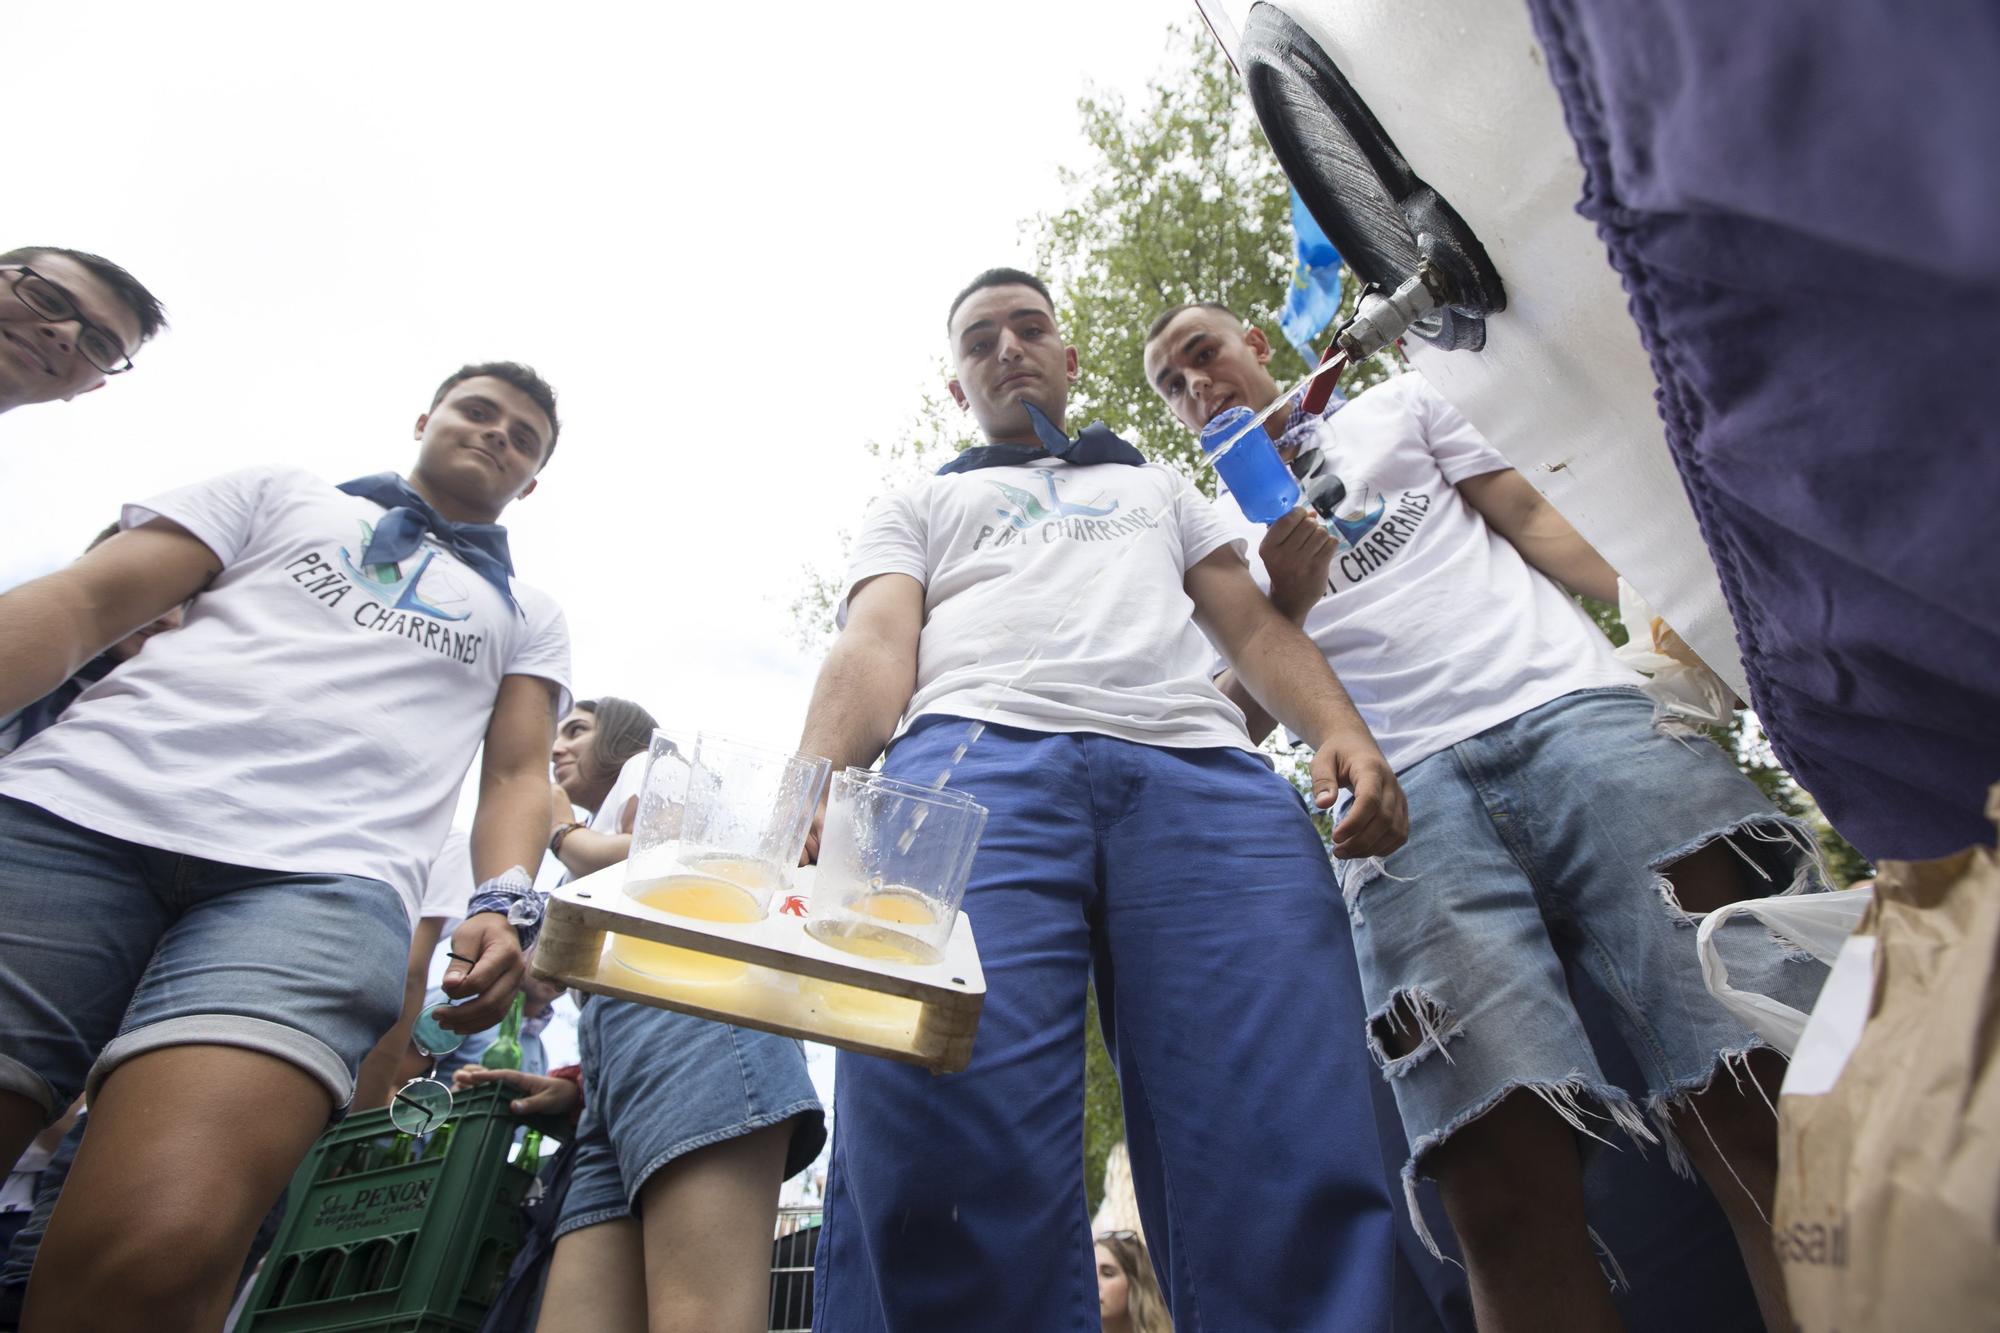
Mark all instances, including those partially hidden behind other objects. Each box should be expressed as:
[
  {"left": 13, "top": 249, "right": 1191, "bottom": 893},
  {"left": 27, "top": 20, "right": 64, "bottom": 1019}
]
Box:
[{"left": 5, "top": 0, "right": 1204, "bottom": 756}]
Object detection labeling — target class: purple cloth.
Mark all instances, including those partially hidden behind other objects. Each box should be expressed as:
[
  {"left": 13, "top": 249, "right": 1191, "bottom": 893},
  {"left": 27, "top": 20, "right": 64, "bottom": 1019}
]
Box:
[{"left": 1524, "top": 0, "right": 2000, "bottom": 860}]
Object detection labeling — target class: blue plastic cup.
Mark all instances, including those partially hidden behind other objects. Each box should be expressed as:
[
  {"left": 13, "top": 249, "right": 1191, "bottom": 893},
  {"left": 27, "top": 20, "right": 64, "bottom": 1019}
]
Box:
[{"left": 1202, "top": 406, "right": 1301, "bottom": 524}]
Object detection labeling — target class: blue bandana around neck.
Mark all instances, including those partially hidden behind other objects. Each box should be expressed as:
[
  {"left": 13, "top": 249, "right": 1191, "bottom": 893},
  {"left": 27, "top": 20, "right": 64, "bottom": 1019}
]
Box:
[
  {"left": 335, "top": 473, "right": 520, "bottom": 614},
  {"left": 935, "top": 402, "right": 1147, "bottom": 475}
]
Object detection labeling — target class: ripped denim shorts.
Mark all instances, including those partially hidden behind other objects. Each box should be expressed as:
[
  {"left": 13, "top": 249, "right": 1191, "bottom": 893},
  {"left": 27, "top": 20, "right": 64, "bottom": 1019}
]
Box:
[{"left": 1335, "top": 687, "right": 1829, "bottom": 1237}]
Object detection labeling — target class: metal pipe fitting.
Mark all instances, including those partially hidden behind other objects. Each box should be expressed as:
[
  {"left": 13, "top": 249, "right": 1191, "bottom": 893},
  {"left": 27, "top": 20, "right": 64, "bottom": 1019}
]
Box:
[{"left": 1335, "top": 265, "right": 1447, "bottom": 362}]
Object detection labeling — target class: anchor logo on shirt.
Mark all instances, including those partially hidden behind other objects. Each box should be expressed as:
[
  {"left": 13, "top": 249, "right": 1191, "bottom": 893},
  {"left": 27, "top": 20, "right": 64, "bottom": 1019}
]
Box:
[
  {"left": 338, "top": 521, "right": 474, "bottom": 622},
  {"left": 988, "top": 469, "right": 1122, "bottom": 531}
]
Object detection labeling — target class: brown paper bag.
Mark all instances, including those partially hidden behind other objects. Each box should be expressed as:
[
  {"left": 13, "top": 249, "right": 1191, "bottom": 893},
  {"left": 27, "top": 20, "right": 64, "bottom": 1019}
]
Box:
[{"left": 1773, "top": 791, "right": 2000, "bottom": 1331}]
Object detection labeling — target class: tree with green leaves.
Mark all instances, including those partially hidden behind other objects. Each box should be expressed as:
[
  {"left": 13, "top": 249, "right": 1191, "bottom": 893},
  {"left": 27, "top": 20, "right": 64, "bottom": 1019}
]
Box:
[{"left": 1032, "top": 27, "right": 1395, "bottom": 486}]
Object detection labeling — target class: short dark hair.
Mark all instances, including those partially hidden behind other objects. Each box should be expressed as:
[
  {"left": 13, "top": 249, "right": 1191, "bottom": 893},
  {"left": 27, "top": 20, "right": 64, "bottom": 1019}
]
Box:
[
  {"left": 429, "top": 361, "right": 562, "bottom": 465},
  {"left": 1144, "top": 301, "right": 1239, "bottom": 345},
  {"left": 0, "top": 245, "right": 168, "bottom": 345},
  {"left": 947, "top": 267, "right": 1055, "bottom": 331}
]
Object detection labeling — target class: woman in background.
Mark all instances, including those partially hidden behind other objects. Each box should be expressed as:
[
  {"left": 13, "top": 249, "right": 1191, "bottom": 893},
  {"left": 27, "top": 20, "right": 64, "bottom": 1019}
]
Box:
[
  {"left": 471, "top": 696, "right": 825, "bottom": 1333},
  {"left": 546, "top": 697, "right": 658, "bottom": 874},
  {"left": 1097, "top": 1230, "right": 1173, "bottom": 1333}
]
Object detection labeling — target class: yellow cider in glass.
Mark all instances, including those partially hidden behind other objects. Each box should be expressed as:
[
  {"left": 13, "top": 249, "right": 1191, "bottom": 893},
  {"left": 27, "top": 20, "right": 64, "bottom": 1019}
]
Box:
[
  {"left": 803, "top": 890, "right": 940, "bottom": 1027},
  {"left": 808, "top": 886, "right": 944, "bottom": 968},
  {"left": 638, "top": 874, "right": 765, "bottom": 923},
  {"left": 855, "top": 888, "right": 937, "bottom": 928},
  {"left": 613, "top": 873, "right": 763, "bottom": 983}
]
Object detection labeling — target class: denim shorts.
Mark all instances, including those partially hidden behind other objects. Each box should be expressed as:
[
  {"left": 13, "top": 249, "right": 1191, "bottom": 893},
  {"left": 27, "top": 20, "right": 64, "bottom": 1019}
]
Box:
[
  {"left": 554, "top": 997, "right": 825, "bottom": 1239},
  {"left": 0, "top": 796, "right": 408, "bottom": 1120},
  {"left": 1337, "top": 689, "right": 1829, "bottom": 1221}
]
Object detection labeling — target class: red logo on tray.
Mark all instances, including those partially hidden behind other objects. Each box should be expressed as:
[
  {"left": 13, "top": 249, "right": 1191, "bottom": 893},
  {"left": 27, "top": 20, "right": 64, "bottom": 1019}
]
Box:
[{"left": 779, "top": 894, "right": 809, "bottom": 917}]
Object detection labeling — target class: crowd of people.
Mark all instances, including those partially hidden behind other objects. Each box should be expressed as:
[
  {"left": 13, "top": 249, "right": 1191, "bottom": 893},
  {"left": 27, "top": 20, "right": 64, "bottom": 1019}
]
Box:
[{"left": 0, "top": 233, "right": 1943, "bottom": 1333}]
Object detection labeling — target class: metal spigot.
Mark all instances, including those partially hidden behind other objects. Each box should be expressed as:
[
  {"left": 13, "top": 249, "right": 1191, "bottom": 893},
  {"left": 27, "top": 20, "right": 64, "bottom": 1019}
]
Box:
[{"left": 1334, "top": 263, "right": 1449, "bottom": 362}]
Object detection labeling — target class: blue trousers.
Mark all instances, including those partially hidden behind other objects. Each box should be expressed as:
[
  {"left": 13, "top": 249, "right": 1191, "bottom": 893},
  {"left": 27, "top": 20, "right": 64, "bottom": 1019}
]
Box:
[{"left": 814, "top": 718, "right": 1397, "bottom": 1332}]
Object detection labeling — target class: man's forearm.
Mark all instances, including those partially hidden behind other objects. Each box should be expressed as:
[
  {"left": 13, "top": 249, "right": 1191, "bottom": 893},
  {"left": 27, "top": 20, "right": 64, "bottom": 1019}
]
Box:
[
  {"left": 0, "top": 575, "right": 105, "bottom": 716},
  {"left": 798, "top": 630, "right": 917, "bottom": 772},
  {"left": 1459, "top": 471, "right": 1619, "bottom": 603},
  {"left": 1519, "top": 534, "right": 1618, "bottom": 604},
  {"left": 1214, "top": 584, "right": 1319, "bottom": 747},
  {"left": 471, "top": 769, "right": 554, "bottom": 887},
  {"left": 1226, "top": 607, "right": 1371, "bottom": 751}
]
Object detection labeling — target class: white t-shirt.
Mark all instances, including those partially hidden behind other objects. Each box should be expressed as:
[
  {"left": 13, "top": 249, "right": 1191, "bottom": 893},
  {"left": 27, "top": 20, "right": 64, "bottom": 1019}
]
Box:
[
  {"left": 593, "top": 751, "right": 648, "bottom": 835},
  {"left": 1215, "top": 375, "right": 1637, "bottom": 774},
  {"left": 420, "top": 829, "right": 474, "bottom": 936},
  {"left": 842, "top": 458, "right": 1254, "bottom": 751},
  {"left": 0, "top": 465, "right": 573, "bottom": 920}
]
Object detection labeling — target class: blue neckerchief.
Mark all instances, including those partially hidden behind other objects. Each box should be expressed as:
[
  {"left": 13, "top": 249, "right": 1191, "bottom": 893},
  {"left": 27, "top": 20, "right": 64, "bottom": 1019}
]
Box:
[
  {"left": 935, "top": 402, "right": 1147, "bottom": 475},
  {"left": 335, "top": 473, "right": 519, "bottom": 614}
]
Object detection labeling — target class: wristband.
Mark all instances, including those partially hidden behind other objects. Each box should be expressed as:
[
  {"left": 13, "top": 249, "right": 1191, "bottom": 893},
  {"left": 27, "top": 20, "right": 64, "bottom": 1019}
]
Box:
[
  {"left": 465, "top": 865, "right": 545, "bottom": 949},
  {"left": 549, "top": 821, "right": 584, "bottom": 855}
]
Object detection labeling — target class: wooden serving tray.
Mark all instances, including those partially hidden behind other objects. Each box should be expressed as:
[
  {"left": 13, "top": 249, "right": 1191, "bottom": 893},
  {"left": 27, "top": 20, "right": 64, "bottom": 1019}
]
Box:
[{"left": 531, "top": 862, "right": 984, "bottom": 1073}]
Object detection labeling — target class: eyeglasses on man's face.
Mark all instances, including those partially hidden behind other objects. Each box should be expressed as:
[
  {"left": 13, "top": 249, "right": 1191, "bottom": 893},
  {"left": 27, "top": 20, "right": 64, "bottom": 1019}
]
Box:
[{"left": 3, "top": 266, "right": 134, "bottom": 376}]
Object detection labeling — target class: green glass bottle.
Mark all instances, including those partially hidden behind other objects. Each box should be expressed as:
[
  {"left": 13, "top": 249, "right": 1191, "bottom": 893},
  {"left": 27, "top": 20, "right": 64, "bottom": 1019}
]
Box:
[
  {"left": 517, "top": 1129, "right": 543, "bottom": 1175},
  {"left": 388, "top": 1132, "right": 415, "bottom": 1166},
  {"left": 426, "top": 1121, "right": 456, "bottom": 1161},
  {"left": 483, "top": 993, "right": 526, "bottom": 1072}
]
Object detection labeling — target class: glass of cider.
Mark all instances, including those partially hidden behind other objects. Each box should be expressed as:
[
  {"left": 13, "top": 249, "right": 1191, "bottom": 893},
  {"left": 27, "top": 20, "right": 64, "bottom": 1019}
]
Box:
[
  {"left": 675, "top": 734, "right": 830, "bottom": 910},
  {"left": 616, "top": 733, "right": 830, "bottom": 984},
  {"left": 616, "top": 869, "right": 767, "bottom": 984},
  {"left": 806, "top": 768, "right": 988, "bottom": 968}
]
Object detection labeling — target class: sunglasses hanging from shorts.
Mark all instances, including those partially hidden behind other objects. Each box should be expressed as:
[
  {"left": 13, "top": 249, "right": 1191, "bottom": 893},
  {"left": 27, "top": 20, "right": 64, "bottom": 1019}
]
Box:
[{"left": 389, "top": 1003, "right": 466, "bottom": 1133}]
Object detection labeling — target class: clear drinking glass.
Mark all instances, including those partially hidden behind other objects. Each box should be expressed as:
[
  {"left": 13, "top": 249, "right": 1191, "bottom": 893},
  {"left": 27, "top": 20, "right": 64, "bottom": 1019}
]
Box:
[
  {"left": 807, "top": 768, "right": 988, "bottom": 967},
  {"left": 623, "top": 727, "right": 697, "bottom": 884},
  {"left": 617, "top": 734, "right": 830, "bottom": 984},
  {"left": 666, "top": 733, "right": 830, "bottom": 917}
]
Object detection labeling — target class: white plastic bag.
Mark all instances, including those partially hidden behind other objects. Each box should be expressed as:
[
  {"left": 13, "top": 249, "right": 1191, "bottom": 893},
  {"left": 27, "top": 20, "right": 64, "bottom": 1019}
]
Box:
[
  {"left": 1696, "top": 880, "right": 1864, "bottom": 1048},
  {"left": 1614, "top": 578, "right": 1736, "bottom": 730},
  {"left": 1696, "top": 885, "right": 1873, "bottom": 1054}
]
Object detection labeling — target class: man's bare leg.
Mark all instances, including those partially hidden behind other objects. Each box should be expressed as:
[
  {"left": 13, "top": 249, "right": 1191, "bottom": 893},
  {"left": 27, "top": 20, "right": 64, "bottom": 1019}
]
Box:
[
  {"left": 1659, "top": 839, "right": 1798, "bottom": 1332},
  {"left": 637, "top": 1121, "right": 796, "bottom": 1333},
  {"left": 1430, "top": 1091, "right": 1623, "bottom": 1333},
  {"left": 535, "top": 1218, "right": 649, "bottom": 1333},
  {"left": 1664, "top": 1051, "right": 1792, "bottom": 1332},
  {"left": 21, "top": 1045, "right": 328, "bottom": 1333}
]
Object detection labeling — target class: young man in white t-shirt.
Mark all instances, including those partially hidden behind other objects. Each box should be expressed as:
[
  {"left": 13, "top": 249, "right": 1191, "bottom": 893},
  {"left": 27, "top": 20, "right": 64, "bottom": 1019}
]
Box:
[
  {"left": 0, "top": 361, "right": 573, "bottom": 1330},
  {"left": 797, "top": 269, "right": 1410, "bottom": 1332},
  {"left": 1145, "top": 305, "right": 1829, "bottom": 1333}
]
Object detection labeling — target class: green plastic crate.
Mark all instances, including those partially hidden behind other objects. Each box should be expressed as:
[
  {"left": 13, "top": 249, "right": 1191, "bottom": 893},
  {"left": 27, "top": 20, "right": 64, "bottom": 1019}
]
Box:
[{"left": 238, "top": 1084, "right": 560, "bottom": 1333}]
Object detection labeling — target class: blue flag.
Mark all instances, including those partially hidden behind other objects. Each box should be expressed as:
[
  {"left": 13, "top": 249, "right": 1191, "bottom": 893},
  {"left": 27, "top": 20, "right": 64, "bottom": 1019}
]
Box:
[{"left": 1279, "top": 187, "right": 1344, "bottom": 363}]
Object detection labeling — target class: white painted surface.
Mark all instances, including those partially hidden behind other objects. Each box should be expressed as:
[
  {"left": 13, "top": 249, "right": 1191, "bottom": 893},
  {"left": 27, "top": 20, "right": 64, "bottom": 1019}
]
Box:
[{"left": 1270, "top": 1, "right": 1749, "bottom": 696}]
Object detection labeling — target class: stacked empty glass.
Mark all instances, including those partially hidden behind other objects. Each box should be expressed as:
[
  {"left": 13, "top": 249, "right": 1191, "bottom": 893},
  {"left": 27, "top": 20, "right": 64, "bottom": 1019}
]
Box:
[{"left": 615, "top": 731, "right": 830, "bottom": 985}]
